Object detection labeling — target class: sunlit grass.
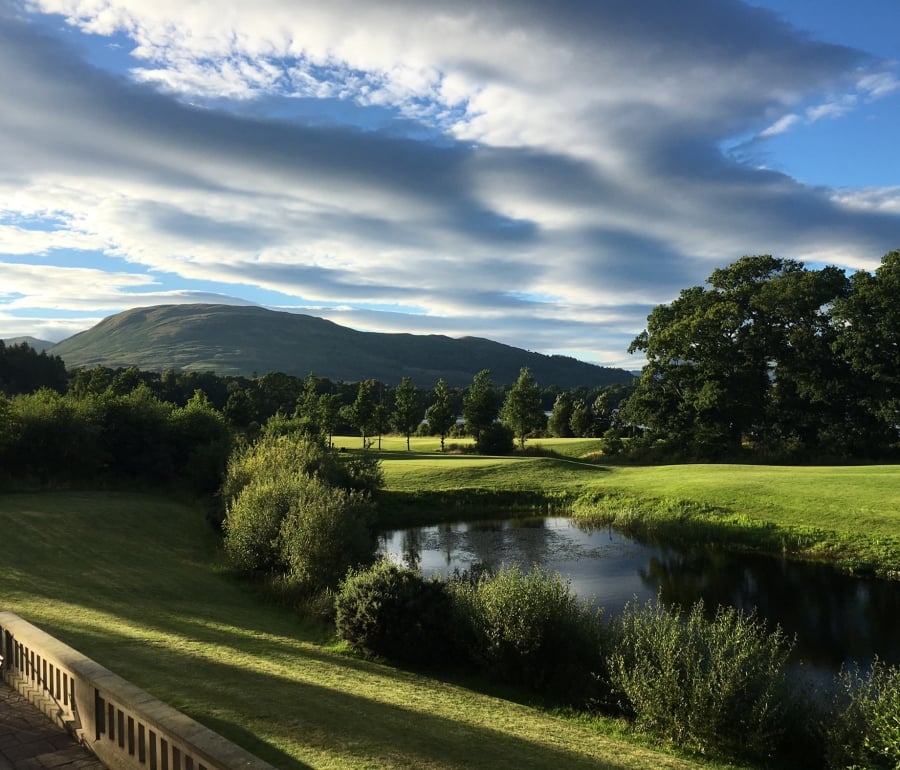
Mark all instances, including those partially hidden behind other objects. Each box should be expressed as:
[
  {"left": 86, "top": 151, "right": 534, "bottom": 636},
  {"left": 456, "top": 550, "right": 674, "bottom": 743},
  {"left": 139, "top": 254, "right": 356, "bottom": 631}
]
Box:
[{"left": 0, "top": 490, "right": 730, "bottom": 770}]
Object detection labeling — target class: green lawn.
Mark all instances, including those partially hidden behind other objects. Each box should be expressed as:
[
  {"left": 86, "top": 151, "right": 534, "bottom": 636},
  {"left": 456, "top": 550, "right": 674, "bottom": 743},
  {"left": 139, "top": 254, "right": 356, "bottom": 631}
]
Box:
[{"left": 0, "top": 490, "right": 732, "bottom": 770}]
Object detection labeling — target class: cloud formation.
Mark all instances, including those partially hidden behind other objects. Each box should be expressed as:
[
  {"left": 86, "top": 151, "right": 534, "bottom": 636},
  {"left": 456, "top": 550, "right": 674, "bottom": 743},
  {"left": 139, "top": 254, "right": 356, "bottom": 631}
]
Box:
[{"left": 1, "top": 0, "right": 899, "bottom": 367}]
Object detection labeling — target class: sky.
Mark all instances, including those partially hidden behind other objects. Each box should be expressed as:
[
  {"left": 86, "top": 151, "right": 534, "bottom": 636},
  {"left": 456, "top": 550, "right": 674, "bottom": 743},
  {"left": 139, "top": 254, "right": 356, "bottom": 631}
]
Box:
[{"left": 1, "top": 0, "right": 898, "bottom": 369}]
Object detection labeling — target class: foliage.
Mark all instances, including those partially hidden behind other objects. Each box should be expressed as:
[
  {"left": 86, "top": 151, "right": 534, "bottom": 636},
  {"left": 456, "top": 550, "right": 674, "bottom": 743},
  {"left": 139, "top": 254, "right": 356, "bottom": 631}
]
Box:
[
  {"left": 223, "top": 472, "right": 305, "bottom": 572},
  {"left": 167, "top": 390, "right": 232, "bottom": 494},
  {"left": 335, "top": 559, "right": 456, "bottom": 664},
  {"left": 222, "top": 432, "right": 381, "bottom": 586},
  {"left": 343, "top": 379, "right": 378, "bottom": 448},
  {"left": 608, "top": 598, "right": 792, "bottom": 760},
  {"left": 278, "top": 476, "right": 376, "bottom": 590},
  {"left": 391, "top": 376, "right": 422, "bottom": 451},
  {"left": 824, "top": 660, "right": 900, "bottom": 770},
  {"left": 0, "top": 340, "right": 67, "bottom": 395},
  {"left": 476, "top": 421, "right": 515, "bottom": 455},
  {"left": 547, "top": 392, "right": 573, "bottom": 437},
  {"left": 222, "top": 432, "right": 381, "bottom": 508},
  {"left": 462, "top": 369, "right": 499, "bottom": 443},
  {"left": 424, "top": 378, "right": 456, "bottom": 451},
  {"left": 625, "top": 252, "right": 900, "bottom": 460},
  {"left": 500, "top": 367, "right": 545, "bottom": 448},
  {"left": 450, "top": 565, "right": 606, "bottom": 704}
]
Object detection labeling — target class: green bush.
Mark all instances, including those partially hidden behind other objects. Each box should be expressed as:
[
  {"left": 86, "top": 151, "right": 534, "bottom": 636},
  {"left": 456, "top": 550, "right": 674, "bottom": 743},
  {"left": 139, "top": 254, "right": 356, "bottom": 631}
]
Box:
[
  {"left": 223, "top": 473, "right": 305, "bottom": 572},
  {"left": 476, "top": 422, "right": 514, "bottom": 455},
  {"left": 335, "top": 559, "right": 456, "bottom": 665},
  {"left": 450, "top": 565, "right": 605, "bottom": 704},
  {"left": 222, "top": 432, "right": 382, "bottom": 508},
  {"left": 824, "top": 659, "right": 900, "bottom": 770},
  {"left": 608, "top": 598, "right": 792, "bottom": 760},
  {"left": 278, "top": 476, "right": 376, "bottom": 591}
]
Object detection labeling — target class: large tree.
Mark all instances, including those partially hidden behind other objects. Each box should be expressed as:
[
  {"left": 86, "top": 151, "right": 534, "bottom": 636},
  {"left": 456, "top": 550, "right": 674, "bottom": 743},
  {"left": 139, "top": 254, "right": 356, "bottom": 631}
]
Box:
[
  {"left": 626, "top": 255, "right": 853, "bottom": 458},
  {"left": 500, "top": 367, "right": 545, "bottom": 448},
  {"left": 833, "top": 249, "right": 900, "bottom": 451}
]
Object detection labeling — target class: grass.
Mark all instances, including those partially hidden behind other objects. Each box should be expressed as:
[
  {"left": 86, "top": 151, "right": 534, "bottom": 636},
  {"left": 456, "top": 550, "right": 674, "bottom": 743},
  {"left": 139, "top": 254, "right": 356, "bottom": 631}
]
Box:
[
  {"left": 360, "top": 437, "right": 900, "bottom": 577},
  {"left": 0, "top": 490, "right": 735, "bottom": 770}
]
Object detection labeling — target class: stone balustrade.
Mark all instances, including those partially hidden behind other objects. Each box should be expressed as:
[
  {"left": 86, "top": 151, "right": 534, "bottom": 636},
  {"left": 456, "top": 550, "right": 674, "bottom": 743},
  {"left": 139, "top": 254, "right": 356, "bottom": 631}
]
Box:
[{"left": 0, "top": 612, "right": 275, "bottom": 770}]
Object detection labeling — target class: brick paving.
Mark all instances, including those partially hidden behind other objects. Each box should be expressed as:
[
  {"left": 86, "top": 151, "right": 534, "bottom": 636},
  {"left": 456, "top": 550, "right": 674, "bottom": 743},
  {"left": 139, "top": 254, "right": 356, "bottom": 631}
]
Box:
[{"left": 0, "top": 684, "right": 105, "bottom": 770}]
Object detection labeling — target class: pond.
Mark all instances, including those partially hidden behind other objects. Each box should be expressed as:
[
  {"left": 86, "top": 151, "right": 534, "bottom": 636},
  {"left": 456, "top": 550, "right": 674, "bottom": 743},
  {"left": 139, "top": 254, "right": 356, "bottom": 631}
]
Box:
[{"left": 379, "top": 516, "right": 900, "bottom": 676}]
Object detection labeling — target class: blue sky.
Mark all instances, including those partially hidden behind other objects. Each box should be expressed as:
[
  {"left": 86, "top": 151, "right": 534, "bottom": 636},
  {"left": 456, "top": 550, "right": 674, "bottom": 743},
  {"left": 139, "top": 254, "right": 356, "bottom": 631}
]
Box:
[{"left": 1, "top": 0, "right": 898, "bottom": 368}]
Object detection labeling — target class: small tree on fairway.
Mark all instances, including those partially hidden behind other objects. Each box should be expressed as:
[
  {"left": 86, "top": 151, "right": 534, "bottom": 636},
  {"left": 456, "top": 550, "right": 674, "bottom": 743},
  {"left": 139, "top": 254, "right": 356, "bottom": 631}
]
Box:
[
  {"left": 463, "top": 369, "right": 498, "bottom": 444},
  {"left": 391, "top": 376, "right": 421, "bottom": 451},
  {"left": 425, "top": 378, "right": 455, "bottom": 452},
  {"left": 345, "top": 379, "right": 377, "bottom": 448},
  {"left": 500, "top": 367, "right": 545, "bottom": 448}
]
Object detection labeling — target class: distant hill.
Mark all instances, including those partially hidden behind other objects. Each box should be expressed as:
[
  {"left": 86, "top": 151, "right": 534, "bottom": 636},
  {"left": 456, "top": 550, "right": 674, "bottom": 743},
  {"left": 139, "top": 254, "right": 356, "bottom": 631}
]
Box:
[
  {"left": 48, "top": 304, "right": 634, "bottom": 388},
  {"left": 2, "top": 336, "right": 56, "bottom": 353}
]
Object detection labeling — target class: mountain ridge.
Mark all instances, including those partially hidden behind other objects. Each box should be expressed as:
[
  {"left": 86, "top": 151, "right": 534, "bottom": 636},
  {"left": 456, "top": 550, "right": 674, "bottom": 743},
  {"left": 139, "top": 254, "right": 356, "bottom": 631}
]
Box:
[{"left": 48, "top": 304, "right": 633, "bottom": 388}]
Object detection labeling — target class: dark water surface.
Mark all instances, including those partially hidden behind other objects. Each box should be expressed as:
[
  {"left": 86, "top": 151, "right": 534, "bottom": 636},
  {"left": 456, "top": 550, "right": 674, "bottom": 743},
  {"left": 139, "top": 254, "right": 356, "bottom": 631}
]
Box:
[{"left": 379, "top": 516, "right": 900, "bottom": 674}]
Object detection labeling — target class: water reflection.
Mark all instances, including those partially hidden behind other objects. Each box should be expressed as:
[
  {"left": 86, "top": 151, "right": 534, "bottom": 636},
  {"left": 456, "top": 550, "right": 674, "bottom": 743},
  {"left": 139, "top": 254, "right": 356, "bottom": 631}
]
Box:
[{"left": 379, "top": 517, "right": 900, "bottom": 674}]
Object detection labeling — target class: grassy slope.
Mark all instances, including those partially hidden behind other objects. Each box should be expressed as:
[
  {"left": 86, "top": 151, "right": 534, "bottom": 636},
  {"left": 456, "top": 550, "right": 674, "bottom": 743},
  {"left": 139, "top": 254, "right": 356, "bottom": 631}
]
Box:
[{"left": 0, "top": 491, "right": 726, "bottom": 770}]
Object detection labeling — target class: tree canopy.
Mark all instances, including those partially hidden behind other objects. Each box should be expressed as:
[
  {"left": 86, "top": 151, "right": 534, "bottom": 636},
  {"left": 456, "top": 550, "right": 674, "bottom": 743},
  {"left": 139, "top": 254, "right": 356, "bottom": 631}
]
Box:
[{"left": 624, "top": 252, "right": 900, "bottom": 460}]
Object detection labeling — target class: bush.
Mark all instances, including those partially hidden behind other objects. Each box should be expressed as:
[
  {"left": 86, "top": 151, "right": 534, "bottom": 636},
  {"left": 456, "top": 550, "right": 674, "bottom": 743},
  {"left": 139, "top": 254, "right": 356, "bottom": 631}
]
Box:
[
  {"left": 824, "top": 659, "right": 900, "bottom": 770},
  {"left": 278, "top": 476, "right": 376, "bottom": 591},
  {"left": 450, "top": 565, "right": 605, "bottom": 704},
  {"left": 476, "top": 422, "right": 514, "bottom": 455},
  {"left": 223, "top": 473, "right": 305, "bottom": 572},
  {"left": 335, "top": 559, "right": 456, "bottom": 665},
  {"left": 608, "top": 598, "right": 792, "bottom": 760},
  {"left": 222, "top": 432, "right": 381, "bottom": 508}
]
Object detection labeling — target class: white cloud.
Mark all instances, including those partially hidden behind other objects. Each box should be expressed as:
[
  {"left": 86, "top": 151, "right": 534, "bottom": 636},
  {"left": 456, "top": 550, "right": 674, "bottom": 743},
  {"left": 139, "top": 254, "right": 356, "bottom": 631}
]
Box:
[
  {"left": 2, "top": 0, "right": 898, "bottom": 367},
  {"left": 758, "top": 113, "right": 801, "bottom": 137}
]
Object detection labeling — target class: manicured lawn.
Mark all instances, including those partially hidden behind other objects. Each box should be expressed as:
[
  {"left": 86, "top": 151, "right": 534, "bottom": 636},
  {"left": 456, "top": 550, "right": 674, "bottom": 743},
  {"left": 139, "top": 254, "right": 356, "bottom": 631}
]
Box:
[{"left": 0, "top": 490, "right": 731, "bottom": 770}]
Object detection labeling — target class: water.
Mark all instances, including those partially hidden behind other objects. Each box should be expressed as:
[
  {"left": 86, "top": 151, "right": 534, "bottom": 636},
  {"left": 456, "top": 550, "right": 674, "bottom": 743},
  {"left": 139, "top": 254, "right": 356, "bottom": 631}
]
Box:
[{"left": 379, "top": 516, "right": 900, "bottom": 674}]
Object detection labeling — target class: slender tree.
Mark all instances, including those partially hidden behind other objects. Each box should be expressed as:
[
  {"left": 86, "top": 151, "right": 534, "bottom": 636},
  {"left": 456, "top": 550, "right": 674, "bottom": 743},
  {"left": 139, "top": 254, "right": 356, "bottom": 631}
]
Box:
[
  {"left": 425, "top": 378, "right": 455, "bottom": 452},
  {"left": 391, "top": 376, "right": 422, "bottom": 451},
  {"left": 462, "top": 369, "right": 498, "bottom": 444},
  {"left": 500, "top": 367, "right": 545, "bottom": 448},
  {"left": 344, "top": 379, "right": 377, "bottom": 448}
]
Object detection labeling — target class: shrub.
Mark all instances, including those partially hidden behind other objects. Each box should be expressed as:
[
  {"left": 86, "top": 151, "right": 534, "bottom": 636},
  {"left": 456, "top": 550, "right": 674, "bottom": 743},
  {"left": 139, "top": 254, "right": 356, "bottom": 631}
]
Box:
[
  {"left": 824, "top": 659, "right": 900, "bottom": 770},
  {"left": 278, "top": 476, "right": 376, "bottom": 591},
  {"left": 450, "top": 565, "right": 605, "bottom": 704},
  {"left": 476, "top": 422, "right": 514, "bottom": 455},
  {"left": 335, "top": 559, "right": 456, "bottom": 665},
  {"left": 608, "top": 598, "right": 792, "bottom": 760},
  {"left": 223, "top": 473, "right": 305, "bottom": 572},
  {"left": 222, "top": 432, "right": 381, "bottom": 508}
]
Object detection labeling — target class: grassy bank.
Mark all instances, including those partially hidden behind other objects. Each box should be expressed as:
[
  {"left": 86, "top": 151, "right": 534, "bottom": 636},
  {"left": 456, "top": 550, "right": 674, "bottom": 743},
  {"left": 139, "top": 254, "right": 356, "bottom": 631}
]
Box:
[
  {"left": 0, "top": 490, "right": 733, "bottom": 770},
  {"left": 368, "top": 439, "right": 900, "bottom": 578}
]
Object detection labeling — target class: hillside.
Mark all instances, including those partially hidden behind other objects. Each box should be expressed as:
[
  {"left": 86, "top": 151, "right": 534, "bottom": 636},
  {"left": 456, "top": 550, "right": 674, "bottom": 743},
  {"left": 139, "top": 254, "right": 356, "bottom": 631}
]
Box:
[
  {"left": 2, "top": 336, "right": 55, "bottom": 352},
  {"left": 48, "top": 304, "right": 633, "bottom": 387}
]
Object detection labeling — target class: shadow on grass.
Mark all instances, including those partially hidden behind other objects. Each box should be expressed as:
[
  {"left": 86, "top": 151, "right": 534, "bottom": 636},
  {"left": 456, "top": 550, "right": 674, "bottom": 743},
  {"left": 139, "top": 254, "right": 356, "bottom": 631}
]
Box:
[
  {"left": 36, "top": 611, "right": 672, "bottom": 770},
  {"left": 0, "top": 490, "right": 696, "bottom": 770}
]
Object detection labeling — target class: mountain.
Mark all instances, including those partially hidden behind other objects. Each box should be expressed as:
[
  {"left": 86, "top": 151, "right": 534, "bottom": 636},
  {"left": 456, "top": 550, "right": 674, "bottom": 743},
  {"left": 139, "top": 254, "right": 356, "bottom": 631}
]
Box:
[
  {"left": 48, "top": 304, "right": 634, "bottom": 388},
  {"left": 2, "top": 336, "right": 56, "bottom": 353}
]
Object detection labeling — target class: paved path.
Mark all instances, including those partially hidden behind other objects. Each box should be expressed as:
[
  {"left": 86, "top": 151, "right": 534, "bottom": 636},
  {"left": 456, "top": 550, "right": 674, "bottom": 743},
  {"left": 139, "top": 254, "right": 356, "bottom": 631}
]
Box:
[{"left": 0, "top": 684, "right": 105, "bottom": 770}]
